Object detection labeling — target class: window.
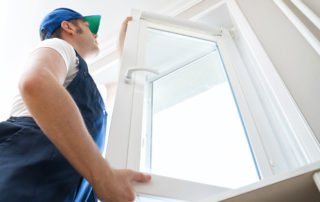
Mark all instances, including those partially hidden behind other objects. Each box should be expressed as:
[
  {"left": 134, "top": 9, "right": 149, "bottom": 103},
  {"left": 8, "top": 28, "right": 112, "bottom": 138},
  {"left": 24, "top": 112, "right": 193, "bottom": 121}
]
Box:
[{"left": 105, "top": 0, "right": 320, "bottom": 200}]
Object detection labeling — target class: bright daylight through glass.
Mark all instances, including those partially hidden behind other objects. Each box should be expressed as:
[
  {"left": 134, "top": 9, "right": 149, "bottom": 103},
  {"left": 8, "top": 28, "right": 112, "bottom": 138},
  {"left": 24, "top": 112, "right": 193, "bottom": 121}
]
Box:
[{"left": 140, "top": 28, "right": 260, "bottom": 189}]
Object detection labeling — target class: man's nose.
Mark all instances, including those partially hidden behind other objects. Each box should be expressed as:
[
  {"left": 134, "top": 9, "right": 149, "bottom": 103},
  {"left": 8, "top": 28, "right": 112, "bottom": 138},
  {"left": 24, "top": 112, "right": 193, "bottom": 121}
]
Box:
[{"left": 93, "top": 33, "right": 98, "bottom": 39}]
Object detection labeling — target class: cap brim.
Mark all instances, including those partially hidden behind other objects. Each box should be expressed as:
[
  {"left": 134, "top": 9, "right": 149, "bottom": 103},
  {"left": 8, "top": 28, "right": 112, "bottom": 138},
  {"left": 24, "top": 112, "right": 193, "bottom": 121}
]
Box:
[{"left": 83, "top": 15, "right": 101, "bottom": 34}]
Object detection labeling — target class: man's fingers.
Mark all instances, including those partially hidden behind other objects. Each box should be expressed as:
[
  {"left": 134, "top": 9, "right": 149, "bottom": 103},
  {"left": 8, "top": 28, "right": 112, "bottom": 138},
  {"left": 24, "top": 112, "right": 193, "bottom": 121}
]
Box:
[
  {"left": 126, "top": 16, "right": 133, "bottom": 21},
  {"left": 121, "top": 16, "right": 133, "bottom": 32},
  {"left": 124, "top": 16, "right": 132, "bottom": 24},
  {"left": 129, "top": 170, "right": 151, "bottom": 183},
  {"left": 122, "top": 16, "right": 132, "bottom": 28}
]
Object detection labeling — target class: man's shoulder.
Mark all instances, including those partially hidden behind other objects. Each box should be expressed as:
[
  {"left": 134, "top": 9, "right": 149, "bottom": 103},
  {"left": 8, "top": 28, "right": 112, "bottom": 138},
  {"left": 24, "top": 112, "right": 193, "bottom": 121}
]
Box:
[
  {"left": 32, "top": 38, "right": 76, "bottom": 59},
  {"left": 36, "top": 38, "right": 73, "bottom": 50},
  {"left": 30, "top": 38, "right": 77, "bottom": 72}
]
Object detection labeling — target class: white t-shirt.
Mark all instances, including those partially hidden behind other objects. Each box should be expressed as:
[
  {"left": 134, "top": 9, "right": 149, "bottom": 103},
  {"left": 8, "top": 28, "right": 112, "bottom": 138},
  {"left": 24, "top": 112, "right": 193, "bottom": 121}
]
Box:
[{"left": 10, "top": 38, "right": 79, "bottom": 117}]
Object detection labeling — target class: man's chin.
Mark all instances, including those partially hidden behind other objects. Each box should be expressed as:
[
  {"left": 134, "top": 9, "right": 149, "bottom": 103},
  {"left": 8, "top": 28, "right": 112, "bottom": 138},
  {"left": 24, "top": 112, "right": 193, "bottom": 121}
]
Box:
[
  {"left": 87, "top": 48, "right": 100, "bottom": 59},
  {"left": 93, "top": 47, "right": 100, "bottom": 57}
]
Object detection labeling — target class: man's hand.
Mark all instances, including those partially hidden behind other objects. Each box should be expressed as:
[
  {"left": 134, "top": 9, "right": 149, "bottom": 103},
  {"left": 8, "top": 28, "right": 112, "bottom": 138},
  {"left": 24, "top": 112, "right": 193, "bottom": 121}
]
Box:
[
  {"left": 118, "top": 17, "right": 132, "bottom": 58},
  {"left": 92, "top": 169, "right": 151, "bottom": 202}
]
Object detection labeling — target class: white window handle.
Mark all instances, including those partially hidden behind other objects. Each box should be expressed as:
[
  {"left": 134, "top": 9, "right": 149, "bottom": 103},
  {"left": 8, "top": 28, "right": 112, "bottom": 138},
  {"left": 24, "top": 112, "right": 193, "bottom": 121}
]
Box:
[{"left": 125, "top": 68, "right": 159, "bottom": 83}]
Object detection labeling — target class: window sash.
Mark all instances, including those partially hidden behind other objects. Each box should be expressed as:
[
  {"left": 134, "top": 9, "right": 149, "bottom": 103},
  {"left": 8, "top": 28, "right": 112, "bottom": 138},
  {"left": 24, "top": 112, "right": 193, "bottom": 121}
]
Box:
[
  {"left": 106, "top": 12, "right": 272, "bottom": 200},
  {"left": 107, "top": 13, "right": 235, "bottom": 201},
  {"left": 125, "top": 17, "right": 272, "bottom": 175},
  {"left": 106, "top": 1, "right": 320, "bottom": 200}
]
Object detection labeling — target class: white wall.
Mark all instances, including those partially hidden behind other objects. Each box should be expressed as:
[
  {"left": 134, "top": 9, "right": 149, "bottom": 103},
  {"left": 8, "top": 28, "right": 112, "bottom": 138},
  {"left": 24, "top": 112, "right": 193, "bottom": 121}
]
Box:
[{"left": 236, "top": 0, "right": 320, "bottom": 141}]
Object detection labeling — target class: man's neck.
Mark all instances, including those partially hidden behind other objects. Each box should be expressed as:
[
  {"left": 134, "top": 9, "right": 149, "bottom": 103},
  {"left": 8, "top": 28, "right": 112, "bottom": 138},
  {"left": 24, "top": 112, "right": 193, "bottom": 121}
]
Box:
[{"left": 61, "top": 37, "right": 87, "bottom": 59}]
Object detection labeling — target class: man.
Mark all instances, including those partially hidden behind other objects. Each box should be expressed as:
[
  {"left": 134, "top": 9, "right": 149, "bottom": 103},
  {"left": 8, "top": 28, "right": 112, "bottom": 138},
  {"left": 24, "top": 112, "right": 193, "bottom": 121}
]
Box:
[{"left": 0, "top": 8, "right": 150, "bottom": 201}]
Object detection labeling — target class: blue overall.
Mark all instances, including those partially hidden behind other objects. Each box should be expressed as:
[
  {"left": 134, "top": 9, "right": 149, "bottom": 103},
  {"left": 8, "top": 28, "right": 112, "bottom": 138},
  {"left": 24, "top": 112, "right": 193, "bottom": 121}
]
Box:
[{"left": 0, "top": 51, "right": 107, "bottom": 201}]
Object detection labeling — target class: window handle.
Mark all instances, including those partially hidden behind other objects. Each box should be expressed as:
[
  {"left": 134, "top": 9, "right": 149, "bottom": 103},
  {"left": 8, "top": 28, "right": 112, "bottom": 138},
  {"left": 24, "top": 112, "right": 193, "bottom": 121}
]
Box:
[{"left": 125, "top": 68, "right": 159, "bottom": 83}]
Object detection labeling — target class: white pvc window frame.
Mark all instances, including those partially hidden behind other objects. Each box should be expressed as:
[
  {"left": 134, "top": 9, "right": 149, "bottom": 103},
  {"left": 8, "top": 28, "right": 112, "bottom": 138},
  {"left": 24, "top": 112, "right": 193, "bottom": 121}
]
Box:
[
  {"left": 128, "top": 12, "right": 269, "bottom": 176},
  {"left": 106, "top": 9, "right": 271, "bottom": 202},
  {"left": 106, "top": 0, "right": 320, "bottom": 200}
]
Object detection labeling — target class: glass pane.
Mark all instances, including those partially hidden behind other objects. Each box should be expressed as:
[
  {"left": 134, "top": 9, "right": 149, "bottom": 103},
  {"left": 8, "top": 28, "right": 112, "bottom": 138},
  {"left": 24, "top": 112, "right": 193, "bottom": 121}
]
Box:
[{"left": 140, "top": 28, "right": 259, "bottom": 189}]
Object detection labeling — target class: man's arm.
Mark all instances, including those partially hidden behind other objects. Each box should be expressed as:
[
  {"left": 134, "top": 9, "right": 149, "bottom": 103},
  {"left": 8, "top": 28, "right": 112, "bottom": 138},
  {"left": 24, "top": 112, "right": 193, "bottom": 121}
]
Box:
[
  {"left": 118, "top": 17, "right": 132, "bottom": 58},
  {"left": 103, "top": 17, "right": 133, "bottom": 114},
  {"left": 19, "top": 47, "right": 150, "bottom": 201}
]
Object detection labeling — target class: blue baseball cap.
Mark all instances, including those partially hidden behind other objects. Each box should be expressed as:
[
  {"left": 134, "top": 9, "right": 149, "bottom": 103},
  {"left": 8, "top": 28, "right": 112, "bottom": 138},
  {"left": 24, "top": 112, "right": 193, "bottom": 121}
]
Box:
[{"left": 40, "top": 8, "right": 101, "bottom": 40}]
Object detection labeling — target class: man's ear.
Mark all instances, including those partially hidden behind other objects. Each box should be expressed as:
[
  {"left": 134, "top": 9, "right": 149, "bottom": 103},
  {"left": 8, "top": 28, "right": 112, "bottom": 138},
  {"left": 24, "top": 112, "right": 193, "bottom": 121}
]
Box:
[{"left": 60, "top": 21, "right": 75, "bottom": 35}]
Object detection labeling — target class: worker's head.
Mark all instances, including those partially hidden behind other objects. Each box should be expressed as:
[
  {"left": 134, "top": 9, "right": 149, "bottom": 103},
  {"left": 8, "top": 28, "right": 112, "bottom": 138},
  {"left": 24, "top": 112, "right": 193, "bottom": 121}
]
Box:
[{"left": 39, "top": 8, "right": 101, "bottom": 58}]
